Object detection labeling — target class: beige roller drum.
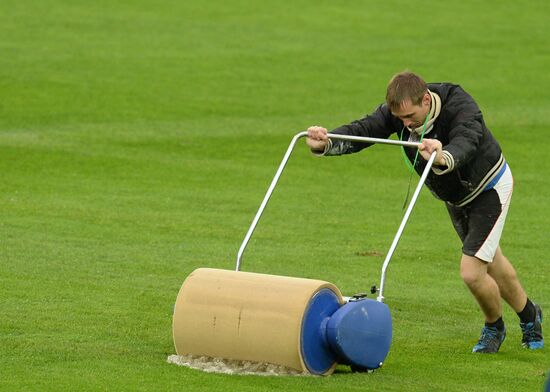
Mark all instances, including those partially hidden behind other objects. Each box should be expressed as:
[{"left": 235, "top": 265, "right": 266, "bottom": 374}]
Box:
[{"left": 172, "top": 268, "right": 344, "bottom": 374}]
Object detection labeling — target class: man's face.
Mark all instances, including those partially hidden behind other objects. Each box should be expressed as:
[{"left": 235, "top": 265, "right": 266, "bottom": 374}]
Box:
[{"left": 391, "top": 93, "right": 431, "bottom": 128}]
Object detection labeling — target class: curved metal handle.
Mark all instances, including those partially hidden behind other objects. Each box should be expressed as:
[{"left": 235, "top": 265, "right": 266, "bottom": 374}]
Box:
[
  {"left": 235, "top": 131, "right": 307, "bottom": 271},
  {"left": 235, "top": 131, "right": 426, "bottom": 271},
  {"left": 328, "top": 133, "right": 421, "bottom": 148},
  {"left": 376, "top": 151, "right": 436, "bottom": 302}
]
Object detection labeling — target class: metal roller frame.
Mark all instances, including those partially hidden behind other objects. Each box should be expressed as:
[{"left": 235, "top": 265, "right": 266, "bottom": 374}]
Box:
[{"left": 234, "top": 131, "right": 437, "bottom": 303}]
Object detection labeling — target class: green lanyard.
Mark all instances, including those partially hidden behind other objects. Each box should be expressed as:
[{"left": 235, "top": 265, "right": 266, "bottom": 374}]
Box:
[{"left": 400, "top": 113, "right": 429, "bottom": 209}]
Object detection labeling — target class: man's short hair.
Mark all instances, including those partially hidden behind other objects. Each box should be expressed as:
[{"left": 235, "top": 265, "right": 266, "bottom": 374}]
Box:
[{"left": 386, "top": 71, "right": 428, "bottom": 111}]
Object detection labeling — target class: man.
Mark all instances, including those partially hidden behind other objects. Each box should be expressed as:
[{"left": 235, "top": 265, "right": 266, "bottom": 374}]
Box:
[{"left": 306, "top": 71, "right": 543, "bottom": 353}]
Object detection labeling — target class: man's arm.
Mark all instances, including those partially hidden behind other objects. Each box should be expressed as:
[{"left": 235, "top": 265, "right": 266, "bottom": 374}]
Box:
[
  {"left": 306, "top": 104, "right": 395, "bottom": 156},
  {"left": 435, "top": 87, "right": 486, "bottom": 173}
]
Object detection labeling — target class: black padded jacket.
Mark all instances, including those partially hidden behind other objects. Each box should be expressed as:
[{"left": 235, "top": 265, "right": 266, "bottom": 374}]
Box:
[{"left": 324, "top": 83, "right": 505, "bottom": 206}]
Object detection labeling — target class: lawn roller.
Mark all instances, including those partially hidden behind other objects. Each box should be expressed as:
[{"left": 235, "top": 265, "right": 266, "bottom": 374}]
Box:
[{"left": 173, "top": 131, "right": 436, "bottom": 375}]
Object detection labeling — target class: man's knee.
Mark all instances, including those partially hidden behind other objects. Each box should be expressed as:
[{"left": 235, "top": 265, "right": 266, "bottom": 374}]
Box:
[{"left": 460, "top": 255, "right": 488, "bottom": 289}]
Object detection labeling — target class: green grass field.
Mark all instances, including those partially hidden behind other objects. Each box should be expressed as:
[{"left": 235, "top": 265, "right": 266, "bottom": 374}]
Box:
[{"left": 1, "top": 0, "right": 549, "bottom": 390}]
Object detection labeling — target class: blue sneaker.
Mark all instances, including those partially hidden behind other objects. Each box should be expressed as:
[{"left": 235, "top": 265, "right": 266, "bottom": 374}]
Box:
[
  {"left": 472, "top": 325, "right": 506, "bottom": 353},
  {"left": 520, "top": 304, "right": 544, "bottom": 350}
]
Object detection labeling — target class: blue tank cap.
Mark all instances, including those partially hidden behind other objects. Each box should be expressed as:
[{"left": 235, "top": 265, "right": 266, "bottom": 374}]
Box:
[{"left": 326, "top": 298, "right": 392, "bottom": 370}]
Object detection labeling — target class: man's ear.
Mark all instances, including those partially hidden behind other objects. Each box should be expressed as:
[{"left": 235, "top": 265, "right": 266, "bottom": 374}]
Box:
[{"left": 422, "top": 92, "right": 431, "bottom": 106}]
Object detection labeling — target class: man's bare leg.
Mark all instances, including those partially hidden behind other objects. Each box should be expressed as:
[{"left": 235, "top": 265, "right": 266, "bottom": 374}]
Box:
[
  {"left": 460, "top": 254, "right": 502, "bottom": 322},
  {"left": 487, "top": 246, "right": 527, "bottom": 312}
]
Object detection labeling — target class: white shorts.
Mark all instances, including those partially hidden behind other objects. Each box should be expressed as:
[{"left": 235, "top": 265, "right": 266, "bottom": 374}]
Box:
[{"left": 446, "top": 165, "right": 513, "bottom": 262}]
